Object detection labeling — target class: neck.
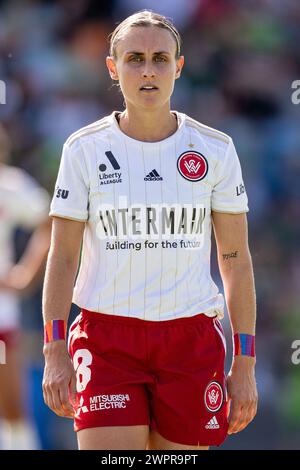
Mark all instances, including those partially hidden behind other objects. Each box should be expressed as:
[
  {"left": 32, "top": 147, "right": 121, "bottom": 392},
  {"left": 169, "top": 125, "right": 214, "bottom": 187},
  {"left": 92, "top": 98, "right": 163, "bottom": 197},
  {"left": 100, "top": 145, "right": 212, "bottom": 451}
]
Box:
[{"left": 118, "top": 106, "right": 178, "bottom": 142}]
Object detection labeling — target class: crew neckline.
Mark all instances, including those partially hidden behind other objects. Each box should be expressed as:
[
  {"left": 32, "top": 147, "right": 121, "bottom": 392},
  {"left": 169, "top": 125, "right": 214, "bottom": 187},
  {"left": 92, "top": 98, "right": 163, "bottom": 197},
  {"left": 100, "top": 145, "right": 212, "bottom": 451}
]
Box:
[{"left": 110, "top": 110, "right": 185, "bottom": 147}]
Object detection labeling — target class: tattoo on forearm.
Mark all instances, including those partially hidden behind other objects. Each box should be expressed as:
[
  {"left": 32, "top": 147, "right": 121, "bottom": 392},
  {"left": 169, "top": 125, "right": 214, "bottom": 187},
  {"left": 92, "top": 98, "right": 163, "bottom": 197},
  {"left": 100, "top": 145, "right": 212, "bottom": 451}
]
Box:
[{"left": 222, "top": 251, "right": 238, "bottom": 260}]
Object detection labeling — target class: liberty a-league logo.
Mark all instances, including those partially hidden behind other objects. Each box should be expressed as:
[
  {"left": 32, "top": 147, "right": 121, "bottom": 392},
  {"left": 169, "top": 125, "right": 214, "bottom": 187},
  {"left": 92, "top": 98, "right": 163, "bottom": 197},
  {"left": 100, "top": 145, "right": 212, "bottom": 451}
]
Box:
[
  {"left": 177, "top": 151, "right": 208, "bottom": 182},
  {"left": 204, "top": 381, "right": 224, "bottom": 413},
  {"left": 99, "top": 151, "right": 122, "bottom": 185}
]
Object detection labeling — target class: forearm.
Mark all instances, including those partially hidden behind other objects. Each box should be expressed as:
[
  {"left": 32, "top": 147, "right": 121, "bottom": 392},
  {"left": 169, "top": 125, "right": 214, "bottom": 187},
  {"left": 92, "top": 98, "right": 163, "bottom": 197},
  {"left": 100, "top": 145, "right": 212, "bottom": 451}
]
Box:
[
  {"left": 212, "top": 213, "right": 258, "bottom": 432},
  {"left": 42, "top": 249, "right": 78, "bottom": 416},
  {"left": 223, "top": 259, "right": 258, "bottom": 434},
  {"left": 220, "top": 255, "right": 256, "bottom": 336},
  {"left": 219, "top": 254, "right": 256, "bottom": 369},
  {"left": 42, "top": 249, "right": 78, "bottom": 332},
  {"left": 42, "top": 250, "right": 78, "bottom": 357},
  {"left": 6, "top": 220, "right": 51, "bottom": 293}
]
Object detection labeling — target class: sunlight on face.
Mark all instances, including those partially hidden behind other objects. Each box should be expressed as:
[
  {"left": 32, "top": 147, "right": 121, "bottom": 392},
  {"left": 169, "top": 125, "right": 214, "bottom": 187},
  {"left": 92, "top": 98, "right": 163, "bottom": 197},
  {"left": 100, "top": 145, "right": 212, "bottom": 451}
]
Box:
[{"left": 107, "top": 26, "right": 184, "bottom": 111}]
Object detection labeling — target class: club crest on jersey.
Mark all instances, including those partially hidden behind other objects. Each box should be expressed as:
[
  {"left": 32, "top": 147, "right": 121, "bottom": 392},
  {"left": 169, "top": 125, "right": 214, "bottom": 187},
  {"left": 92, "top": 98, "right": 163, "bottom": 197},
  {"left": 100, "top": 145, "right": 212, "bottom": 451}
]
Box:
[
  {"left": 177, "top": 151, "right": 208, "bottom": 182},
  {"left": 204, "top": 381, "right": 223, "bottom": 413}
]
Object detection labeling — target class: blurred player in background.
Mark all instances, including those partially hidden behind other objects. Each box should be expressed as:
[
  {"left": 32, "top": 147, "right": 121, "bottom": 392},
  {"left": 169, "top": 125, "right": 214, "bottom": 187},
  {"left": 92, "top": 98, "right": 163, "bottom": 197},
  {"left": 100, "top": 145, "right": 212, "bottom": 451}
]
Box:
[
  {"left": 0, "top": 125, "right": 51, "bottom": 449},
  {"left": 42, "top": 11, "right": 258, "bottom": 450}
]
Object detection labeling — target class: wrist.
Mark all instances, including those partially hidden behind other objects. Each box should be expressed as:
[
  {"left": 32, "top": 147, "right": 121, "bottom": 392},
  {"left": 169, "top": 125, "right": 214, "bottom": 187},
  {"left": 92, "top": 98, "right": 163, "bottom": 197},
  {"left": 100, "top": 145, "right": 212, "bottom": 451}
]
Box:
[
  {"left": 43, "top": 339, "right": 67, "bottom": 357},
  {"left": 231, "top": 354, "right": 256, "bottom": 369},
  {"left": 44, "top": 319, "right": 67, "bottom": 344},
  {"left": 233, "top": 332, "right": 255, "bottom": 358}
]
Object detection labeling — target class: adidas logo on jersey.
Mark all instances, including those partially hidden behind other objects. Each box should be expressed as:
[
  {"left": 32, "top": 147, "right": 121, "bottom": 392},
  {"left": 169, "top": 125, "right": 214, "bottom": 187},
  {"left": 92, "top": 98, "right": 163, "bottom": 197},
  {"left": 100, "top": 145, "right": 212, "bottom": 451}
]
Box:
[
  {"left": 205, "top": 416, "right": 220, "bottom": 429},
  {"left": 144, "top": 169, "right": 163, "bottom": 181}
]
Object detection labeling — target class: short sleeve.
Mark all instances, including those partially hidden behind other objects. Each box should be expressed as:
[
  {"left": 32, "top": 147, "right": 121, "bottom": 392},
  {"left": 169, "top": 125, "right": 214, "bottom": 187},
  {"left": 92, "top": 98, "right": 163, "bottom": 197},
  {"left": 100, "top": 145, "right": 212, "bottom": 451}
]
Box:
[
  {"left": 4, "top": 169, "right": 50, "bottom": 229},
  {"left": 211, "top": 138, "right": 249, "bottom": 213},
  {"left": 17, "top": 186, "right": 50, "bottom": 229},
  {"left": 49, "top": 141, "right": 89, "bottom": 221}
]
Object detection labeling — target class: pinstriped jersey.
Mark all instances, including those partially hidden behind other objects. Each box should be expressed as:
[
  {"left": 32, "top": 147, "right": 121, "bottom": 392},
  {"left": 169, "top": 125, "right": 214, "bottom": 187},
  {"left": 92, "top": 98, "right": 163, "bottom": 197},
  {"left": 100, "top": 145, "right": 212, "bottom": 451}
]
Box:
[{"left": 49, "top": 111, "right": 248, "bottom": 321}]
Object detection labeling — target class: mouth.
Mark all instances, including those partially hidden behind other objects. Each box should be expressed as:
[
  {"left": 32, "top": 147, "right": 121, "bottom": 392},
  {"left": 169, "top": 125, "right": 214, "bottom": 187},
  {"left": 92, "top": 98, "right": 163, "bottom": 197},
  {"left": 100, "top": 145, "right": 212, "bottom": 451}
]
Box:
[{"left": 139, "top": 85, "right": 159, "bottom": 92}]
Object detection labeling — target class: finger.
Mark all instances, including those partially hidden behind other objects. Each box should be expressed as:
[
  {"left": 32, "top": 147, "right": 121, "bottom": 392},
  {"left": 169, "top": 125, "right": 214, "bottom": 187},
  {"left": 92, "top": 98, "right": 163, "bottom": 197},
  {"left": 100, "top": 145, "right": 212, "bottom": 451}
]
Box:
[
  {"left": 42, "top": 382, "right": 52, "bottom": 410},
  {"left": 43, "top": 382, "right": 63, "bottom": 416},
  {"left": 43, "top": 380, "right": 56, "bottom": 413},
  {"left": 247, "top": 400, "right": 258, "bottom": 426},
  {"left": 60, "top": 380, "right": 75, "bottom": 418},
  {"left": 227, "top": 400, "right": 242, "bottom": 434},
  {"left": 232, "top": 399, "right": 257, "bottom": 434},
  {"left": 58, "top": 382, "right": 75, "bottom": 418},
  {"left": 241, "top": 399, "right": 258, "bottom": 430},
  {"left": 68, "top": 373, "right": 77, "bottom": 408},
  {"left": 50, "top": 383, "right": 68, "bottom": 417},
  {"left": 233, "top": 404, "right": 252, "bottom": 433}
]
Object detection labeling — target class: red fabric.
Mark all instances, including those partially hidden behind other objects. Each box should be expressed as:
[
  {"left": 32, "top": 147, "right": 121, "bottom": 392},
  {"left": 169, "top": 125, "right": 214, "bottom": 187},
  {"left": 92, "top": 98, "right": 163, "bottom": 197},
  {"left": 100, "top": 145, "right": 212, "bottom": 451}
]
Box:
[
  {"left": 0, "top": 328, "right": 21, "bottom": 348},
  {"left": 68, "top": 310, "right": 229, "bottom": 446}
]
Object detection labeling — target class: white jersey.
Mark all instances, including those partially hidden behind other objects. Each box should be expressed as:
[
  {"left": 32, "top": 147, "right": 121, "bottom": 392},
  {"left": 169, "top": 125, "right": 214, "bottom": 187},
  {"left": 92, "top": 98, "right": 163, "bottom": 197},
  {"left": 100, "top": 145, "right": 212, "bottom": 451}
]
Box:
[
  {"left": 50, "top": 111, "right": 249, "bottom": 321},
  {"left": 0, "top": 165, "right": 49, "bottom": 329}
]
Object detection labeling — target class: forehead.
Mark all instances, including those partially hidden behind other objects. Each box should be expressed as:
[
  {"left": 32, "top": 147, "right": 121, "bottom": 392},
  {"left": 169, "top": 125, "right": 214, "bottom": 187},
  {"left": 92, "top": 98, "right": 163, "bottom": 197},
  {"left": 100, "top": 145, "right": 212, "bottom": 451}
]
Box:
[{"left": 116, "top": 26, "right": 177, "bottom": 57}]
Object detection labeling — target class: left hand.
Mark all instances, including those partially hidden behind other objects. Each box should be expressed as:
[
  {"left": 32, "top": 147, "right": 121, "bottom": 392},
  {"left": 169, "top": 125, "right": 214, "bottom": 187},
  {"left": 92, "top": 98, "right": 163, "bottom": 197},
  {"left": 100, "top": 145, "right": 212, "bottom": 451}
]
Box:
[{"left": 226, "top": 356, "right": 258, "bottom": 434}]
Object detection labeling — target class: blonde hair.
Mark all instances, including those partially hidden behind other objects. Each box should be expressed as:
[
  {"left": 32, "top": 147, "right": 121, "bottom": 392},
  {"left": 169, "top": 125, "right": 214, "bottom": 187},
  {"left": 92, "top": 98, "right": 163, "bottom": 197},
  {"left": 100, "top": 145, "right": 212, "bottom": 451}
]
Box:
[{"left": 109, "top": 10, "right": 182, "bottom": 59}]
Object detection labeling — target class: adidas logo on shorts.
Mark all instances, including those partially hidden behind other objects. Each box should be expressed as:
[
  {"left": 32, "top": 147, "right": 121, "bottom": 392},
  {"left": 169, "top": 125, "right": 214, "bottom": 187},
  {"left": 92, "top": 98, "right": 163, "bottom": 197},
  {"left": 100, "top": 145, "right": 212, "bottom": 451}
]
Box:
[
  {"left": 144, "top": 169, "right": 163, "bottom": 181},
  {"left": 205, "top": 416, "right": 220, "bottom": 429}
]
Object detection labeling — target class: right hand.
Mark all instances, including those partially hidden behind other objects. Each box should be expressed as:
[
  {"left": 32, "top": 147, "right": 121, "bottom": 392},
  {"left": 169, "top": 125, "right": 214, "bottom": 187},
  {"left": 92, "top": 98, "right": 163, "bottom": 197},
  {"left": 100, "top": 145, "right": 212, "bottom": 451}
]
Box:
[{"left": 42, "top": 341, "right": 77, "bottom": 418}]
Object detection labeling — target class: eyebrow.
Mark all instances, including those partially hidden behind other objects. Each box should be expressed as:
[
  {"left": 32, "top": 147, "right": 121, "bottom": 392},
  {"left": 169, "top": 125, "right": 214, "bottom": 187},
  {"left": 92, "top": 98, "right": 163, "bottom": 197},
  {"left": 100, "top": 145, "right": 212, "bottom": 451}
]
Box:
[{"left": 124, "top": 51, "right": 171, "bottom": 56}]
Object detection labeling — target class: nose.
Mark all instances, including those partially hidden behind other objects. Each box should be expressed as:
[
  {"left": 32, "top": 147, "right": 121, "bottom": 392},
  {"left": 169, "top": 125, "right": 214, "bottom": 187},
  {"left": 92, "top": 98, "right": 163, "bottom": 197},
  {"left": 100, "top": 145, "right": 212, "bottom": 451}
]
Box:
[{"left": 142, "top": 60, "right": 155, "bottom": 78}]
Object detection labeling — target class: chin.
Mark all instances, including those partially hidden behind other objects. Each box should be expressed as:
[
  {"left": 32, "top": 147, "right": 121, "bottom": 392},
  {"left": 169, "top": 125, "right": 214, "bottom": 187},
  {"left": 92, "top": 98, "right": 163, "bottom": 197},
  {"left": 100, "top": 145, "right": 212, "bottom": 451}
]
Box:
[{"left": 139, "top": 97, "right": 164, "bottom": 109}]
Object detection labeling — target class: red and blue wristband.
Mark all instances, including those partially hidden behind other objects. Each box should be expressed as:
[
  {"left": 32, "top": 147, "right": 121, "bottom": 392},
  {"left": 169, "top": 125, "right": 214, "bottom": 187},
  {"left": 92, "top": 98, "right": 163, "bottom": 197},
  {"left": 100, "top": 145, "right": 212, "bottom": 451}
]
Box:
[
  {"left": 233, "top": 333, "right": 255, "bottom": 357},
  {"left": 44, "top": 319, "right": 67, "bottom": 344}
]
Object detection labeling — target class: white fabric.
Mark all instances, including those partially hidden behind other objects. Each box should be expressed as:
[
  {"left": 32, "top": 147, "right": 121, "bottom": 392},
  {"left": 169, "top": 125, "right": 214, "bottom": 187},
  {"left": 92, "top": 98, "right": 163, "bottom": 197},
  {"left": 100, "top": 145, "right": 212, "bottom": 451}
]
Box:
[
  {"left": 211, "top": 138, "right": 247, "bottom": 212},
  {"left": 0, "top": 165, "right": 49, "bottom": 329},
  {"left": 0, "top": 419, "right": 40, "bottom": 450},
  {"left": 50, "top": 111, "right": 249, "bottom": 321}
]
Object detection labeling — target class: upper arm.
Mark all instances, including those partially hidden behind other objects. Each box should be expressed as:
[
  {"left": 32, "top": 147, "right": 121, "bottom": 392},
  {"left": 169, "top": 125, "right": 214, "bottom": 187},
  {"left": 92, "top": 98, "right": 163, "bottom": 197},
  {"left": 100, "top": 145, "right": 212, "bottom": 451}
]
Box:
[
  {"left": 212, "top": 211, "right": 251, "bottom": 264},
  {"left": 211, "top": 138, "right": 249, "bottom": 214},
  {"left": 49, "top": 141, "right": 89, "bottom": 221},
  {"left": 50, "top": 216, "right": 85, "bottom": 266}
]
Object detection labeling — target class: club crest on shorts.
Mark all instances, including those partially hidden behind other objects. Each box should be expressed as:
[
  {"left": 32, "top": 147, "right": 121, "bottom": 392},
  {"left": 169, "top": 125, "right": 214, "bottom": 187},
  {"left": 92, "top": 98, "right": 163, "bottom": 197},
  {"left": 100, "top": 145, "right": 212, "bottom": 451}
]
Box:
[
  {"left": 204, "top": 381, "right": 223, "bottom": 413},
  {"left": 177, "top": 151, "right": 208, "bottom": 182}
]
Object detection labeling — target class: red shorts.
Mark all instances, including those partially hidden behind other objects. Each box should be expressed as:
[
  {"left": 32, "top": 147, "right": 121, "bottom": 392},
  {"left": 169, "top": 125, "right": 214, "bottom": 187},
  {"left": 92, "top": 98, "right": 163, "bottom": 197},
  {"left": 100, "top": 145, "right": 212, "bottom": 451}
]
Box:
[
  {"left": 68, "top": 309, "right": 229, "bottom": 447},
  {"left": 0, "top": 328, "right": 21, "bottom": 349}
]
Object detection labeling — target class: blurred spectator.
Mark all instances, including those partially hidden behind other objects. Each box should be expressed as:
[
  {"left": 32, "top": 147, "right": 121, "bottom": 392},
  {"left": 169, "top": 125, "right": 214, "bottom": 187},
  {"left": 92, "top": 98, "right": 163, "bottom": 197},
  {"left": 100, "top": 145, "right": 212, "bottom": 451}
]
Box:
[{"left": 0, "top": 124, "right": 51, "bottom": 449}]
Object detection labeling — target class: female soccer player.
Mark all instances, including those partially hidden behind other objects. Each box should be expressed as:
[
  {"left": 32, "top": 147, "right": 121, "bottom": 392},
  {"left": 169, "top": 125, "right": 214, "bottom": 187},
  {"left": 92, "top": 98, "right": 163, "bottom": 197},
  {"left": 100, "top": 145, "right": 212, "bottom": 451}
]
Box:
[
  {"left": 0, "top": 125, "right": 50, "bottom": 449},
  {"left": 42, "top": 10, "right": 258, "bottom": 450}
]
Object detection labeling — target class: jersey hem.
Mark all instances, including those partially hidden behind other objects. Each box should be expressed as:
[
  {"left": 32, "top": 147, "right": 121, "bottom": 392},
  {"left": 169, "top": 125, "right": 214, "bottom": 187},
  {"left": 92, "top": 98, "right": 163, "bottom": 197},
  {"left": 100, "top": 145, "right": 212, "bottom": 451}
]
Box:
[
  {"left": 72, "top": 304, "right": 224, "bottom": 322},
  {"left": 49, "top": 212, "right": 88, "bottom": 222},
  {"left": 211, "top": 208, "right": 249, "bottom": 214}
]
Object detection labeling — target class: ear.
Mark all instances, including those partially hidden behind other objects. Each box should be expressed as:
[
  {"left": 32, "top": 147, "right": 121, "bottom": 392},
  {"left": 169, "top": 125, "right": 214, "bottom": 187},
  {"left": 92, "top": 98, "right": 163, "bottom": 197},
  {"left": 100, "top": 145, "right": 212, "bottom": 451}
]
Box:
[
  {"left": 175, "top": 55, "right": 184, "bottom": 79},
  {"left": 106, "top": 56, "right": 119, "bottom": 81}
]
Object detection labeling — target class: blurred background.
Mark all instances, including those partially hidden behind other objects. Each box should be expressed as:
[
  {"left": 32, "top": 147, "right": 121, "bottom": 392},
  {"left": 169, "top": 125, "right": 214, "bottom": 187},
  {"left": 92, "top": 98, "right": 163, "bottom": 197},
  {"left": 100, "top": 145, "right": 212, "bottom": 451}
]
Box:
[{"left": 0, "top": 0, "right": 299, "bottom": 450}]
